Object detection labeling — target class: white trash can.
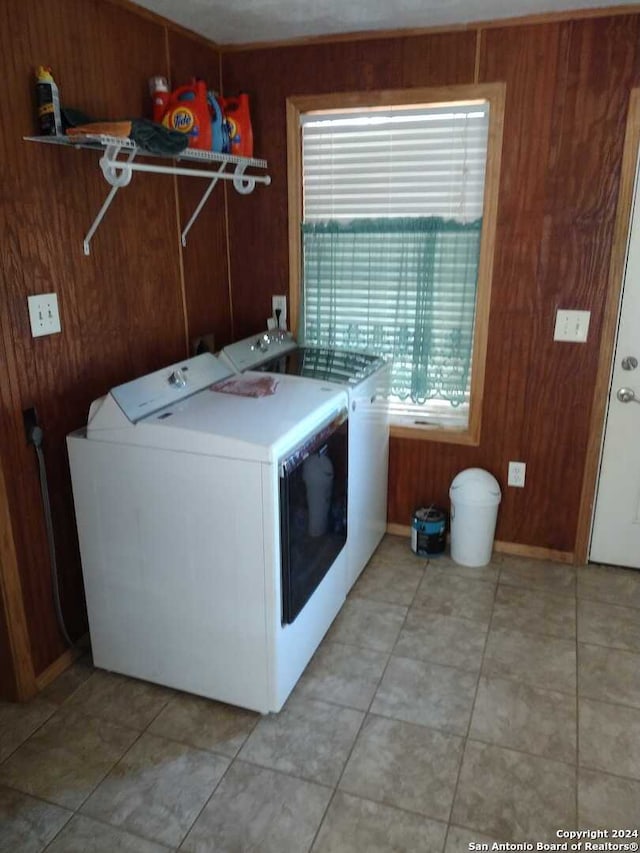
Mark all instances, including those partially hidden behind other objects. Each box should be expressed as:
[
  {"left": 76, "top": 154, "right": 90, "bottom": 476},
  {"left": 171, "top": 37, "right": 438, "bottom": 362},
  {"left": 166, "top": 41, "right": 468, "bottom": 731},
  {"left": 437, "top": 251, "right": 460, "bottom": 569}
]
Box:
[{"left": 449, "top": 468, "right": 502, "bottom": 567}]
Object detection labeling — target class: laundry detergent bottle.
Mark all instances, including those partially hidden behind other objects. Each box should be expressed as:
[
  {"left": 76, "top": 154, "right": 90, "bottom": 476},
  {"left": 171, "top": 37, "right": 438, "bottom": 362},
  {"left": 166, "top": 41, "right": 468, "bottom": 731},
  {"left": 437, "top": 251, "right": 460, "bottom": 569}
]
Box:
[
  {"left": 162, "top": 79, "right": 212, "bottom": 151},
  {"left": 207, "top": 91, "right": 229, "bottom": 153},
  {"left": 222, "top": 93, "right": 253, "bottom": 158}
]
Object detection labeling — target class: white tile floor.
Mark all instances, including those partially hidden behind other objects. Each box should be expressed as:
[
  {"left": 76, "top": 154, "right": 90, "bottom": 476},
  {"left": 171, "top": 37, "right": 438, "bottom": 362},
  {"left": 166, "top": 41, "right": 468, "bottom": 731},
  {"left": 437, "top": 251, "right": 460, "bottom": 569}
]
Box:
[{"left": 1, "top": 535, "right": 639, "bottom": 851}]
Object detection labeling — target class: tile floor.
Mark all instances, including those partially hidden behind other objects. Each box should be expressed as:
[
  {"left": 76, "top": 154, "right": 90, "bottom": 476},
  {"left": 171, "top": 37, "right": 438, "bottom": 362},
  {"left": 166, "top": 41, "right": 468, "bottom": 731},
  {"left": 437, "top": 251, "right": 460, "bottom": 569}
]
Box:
[{"left": 1, "top": 535, "right": 639, "bottom": 851}]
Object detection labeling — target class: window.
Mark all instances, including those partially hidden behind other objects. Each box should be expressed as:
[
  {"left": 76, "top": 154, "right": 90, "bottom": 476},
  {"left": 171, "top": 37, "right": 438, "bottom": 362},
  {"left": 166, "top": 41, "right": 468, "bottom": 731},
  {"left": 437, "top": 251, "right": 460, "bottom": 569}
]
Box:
[{"left": 287, "top": 85, "right": 505, "bottom": 443}]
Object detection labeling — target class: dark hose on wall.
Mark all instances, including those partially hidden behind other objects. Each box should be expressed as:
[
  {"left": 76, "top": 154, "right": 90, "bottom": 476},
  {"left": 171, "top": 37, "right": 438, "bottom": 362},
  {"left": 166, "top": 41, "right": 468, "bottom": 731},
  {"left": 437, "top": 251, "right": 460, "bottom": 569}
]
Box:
[{"left": 30, "top": 425, "right": 74, "bottom": 648}]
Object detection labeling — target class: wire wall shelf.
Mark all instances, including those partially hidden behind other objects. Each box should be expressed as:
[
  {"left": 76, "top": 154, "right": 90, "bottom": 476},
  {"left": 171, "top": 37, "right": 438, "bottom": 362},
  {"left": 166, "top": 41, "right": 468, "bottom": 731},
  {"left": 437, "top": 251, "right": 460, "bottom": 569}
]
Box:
[{"left": 25, "top": 134, "right": 271, "bottom": 255}]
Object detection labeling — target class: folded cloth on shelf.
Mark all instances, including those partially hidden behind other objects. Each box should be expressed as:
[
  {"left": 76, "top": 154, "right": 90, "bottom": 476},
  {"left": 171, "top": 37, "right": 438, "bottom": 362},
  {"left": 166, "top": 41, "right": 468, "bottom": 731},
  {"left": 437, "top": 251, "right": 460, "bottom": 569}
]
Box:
[
  {"left": 64, "top": 113, "right": 189, "bottom": 156},
  {"left": 129, "top": 118, "right": 189, "bottom": 154},
  {"left": 66, "top": 121, "right": 132, "bottom": 138}
]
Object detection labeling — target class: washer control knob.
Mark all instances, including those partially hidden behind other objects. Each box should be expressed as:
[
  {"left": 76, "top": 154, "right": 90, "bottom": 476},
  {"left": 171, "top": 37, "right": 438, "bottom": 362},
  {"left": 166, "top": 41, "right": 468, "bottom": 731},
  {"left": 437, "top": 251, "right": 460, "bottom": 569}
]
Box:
[
  {"left": 255, "top": 333, "right": 271, "bottom": 353},
  {"left": 168, "top": 368, "right": 187, "bottom": 388}
]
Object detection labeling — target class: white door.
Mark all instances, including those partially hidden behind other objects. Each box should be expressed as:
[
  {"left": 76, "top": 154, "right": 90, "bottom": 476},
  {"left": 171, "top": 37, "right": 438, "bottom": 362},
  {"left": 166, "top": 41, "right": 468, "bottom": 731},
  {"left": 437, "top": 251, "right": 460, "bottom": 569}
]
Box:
[{"left": 590, "top": 150, "right": 640, "bottom": 569}]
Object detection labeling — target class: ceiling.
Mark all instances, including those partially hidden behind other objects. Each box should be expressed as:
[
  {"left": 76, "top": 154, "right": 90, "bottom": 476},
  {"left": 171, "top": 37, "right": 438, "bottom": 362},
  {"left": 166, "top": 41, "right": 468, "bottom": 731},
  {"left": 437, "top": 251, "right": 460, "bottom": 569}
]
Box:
[{"left": 133, "top": 0, "right": 628, "bottom": 46}]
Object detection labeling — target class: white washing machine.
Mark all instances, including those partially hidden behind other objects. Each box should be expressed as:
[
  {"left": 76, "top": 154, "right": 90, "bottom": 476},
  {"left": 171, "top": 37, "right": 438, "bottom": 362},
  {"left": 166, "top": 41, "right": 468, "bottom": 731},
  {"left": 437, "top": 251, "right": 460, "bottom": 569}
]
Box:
[
  {"left": 220, "top": 334, "right": 390, "bottom": 591},
  {"left": 67, "top": 353, "right": 349, "bottom": 713}
]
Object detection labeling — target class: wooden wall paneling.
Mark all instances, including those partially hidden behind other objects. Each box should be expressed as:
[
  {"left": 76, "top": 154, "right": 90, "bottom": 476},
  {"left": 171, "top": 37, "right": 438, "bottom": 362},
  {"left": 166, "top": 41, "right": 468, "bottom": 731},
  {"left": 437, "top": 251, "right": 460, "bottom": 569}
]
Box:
[
  {"left": 0, "top": 271, "right": 37, "bottom": 699},
  {"left": 519, "top": 15, "right": 640, "bottom": 551},
  {"left": 0, "top": 34, "right": 62, "bottom": 669},
  {"left": 223, "top": 46, "right": 310, "bottom": 337},
  {"left": 0, "top": 449, "right": 37, "bottom": 702},
  {"left": 311, "top": 37, "right": 407, "bottom": 92},
  {"left": 0, "top": 597, "right": 17, "bottom": 701},
  {"left": 222, "top": 31, "right": 478, "bottom": 337},
  {"left": 174, "top": 174, "right": 231, "bottom": 351},
  {"left": 223, "top": 17, "right": 640, "bottom": 554},
  {"left": 2, "top": 3, "right": 638, "bottom": 698},
  {"left": 481, "top": 25, "right": 566, "bottom": 230},
  {"left": 389, "top": 24, "right": 565, "bottom": 539},
  {"left": 387, "top": 437, "right": 475, "bottom": 528},
  {"left": 1, "top": 0, "right": 189, "bottom": 676},
  {"left": 222, "top": 46, "right": 302, "bottom": 337},
  {"left": 168, "top": 32, "right": 232, "bottom": 350},
  {"left": 0, "top": 290, "right": 35, "bottom": 700},
  {"left": 222, "top": 37, "right": 406, "bottom": 337},
  {"left": 400, "top": 30, "right": 477, "bottom": 87},
  {"left": 542, "top": 17, "right": 640, "bottom": 217},
  {"left": 477, "top": 309, "right": 537, "bottom": 540},
  {"left": 479, "top": 23, "right": 568, "bottom": 545}
]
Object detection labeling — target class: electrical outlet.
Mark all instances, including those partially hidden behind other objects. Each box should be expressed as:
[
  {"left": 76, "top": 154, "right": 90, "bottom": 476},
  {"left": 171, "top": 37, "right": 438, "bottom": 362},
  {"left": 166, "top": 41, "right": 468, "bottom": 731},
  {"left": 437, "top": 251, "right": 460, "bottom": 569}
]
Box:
[
  {"left": 554, "top": 309, "right": 590, "bottom": 342},
  {"left": 27, "top": 293, "right": 61, "bottom": 337},
  {"left": 272, "top": 294, "right": 287, "bottom": 330},
  {"left": 191, "top": 332, "right": 215, "bottom": 356},
  {"left": 508, "top": 461, "right": 526, "bottom": 488}
]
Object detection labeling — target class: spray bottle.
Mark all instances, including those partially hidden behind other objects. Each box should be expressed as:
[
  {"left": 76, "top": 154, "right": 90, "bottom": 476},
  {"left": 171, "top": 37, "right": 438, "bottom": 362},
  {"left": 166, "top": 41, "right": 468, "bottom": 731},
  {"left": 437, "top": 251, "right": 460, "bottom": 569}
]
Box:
[
  {"left": 35, "top": 66, "right": 62, "bottom": 136},
  {"left": 149, "top": 75, "right": 170, "bottom": 124}
]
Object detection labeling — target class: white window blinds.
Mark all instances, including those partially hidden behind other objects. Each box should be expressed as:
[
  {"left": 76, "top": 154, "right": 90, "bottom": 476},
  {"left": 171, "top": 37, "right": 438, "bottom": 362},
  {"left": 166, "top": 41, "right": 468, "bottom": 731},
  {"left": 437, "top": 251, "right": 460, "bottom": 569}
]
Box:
[
  {"left": 299, "top": 102, "right": 490, "bottom": 426},
  {"left": 302, "top": 104, "right": 489, "bottom": 222}
]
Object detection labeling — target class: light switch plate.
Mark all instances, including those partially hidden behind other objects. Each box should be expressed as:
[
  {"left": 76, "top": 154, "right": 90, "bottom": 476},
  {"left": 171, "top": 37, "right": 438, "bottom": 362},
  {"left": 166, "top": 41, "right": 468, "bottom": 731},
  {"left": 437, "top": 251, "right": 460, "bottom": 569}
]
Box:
[
  {"left": 27, "top": 293, "right": 61, "bottom": 337},
  {"left": 554, "top": 309, "right": 590, "bottom": 342}
]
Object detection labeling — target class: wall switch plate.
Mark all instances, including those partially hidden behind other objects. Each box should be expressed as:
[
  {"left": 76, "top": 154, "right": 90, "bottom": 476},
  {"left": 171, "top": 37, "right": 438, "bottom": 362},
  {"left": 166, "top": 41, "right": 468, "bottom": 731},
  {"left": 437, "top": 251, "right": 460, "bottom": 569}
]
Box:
[
  {"left": 554, "top": 309, "right": 590, "bottom": 342},
  {"left": 272, "top": 295, "right": 287, "bottom": 329},
  {"left": 27, "top": 293, "right": 61, "bottom": 337},
  {"left": 508, "top": 461, "right": 526, "bottom": 488}
]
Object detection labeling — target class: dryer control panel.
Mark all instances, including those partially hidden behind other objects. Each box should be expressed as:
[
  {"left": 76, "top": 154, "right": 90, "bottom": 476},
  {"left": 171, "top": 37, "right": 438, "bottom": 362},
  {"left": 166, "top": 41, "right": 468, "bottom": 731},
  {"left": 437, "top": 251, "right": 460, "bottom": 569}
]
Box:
[{"left": 110, "top": 353, "right": 232, "bottom": 423}]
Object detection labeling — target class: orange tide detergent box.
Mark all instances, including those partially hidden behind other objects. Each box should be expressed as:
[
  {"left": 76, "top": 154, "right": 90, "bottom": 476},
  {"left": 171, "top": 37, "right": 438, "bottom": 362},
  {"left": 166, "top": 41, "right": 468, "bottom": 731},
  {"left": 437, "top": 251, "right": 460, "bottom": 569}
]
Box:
[{"left": 161, "top": 79, "right": 212, "bottom": 151}]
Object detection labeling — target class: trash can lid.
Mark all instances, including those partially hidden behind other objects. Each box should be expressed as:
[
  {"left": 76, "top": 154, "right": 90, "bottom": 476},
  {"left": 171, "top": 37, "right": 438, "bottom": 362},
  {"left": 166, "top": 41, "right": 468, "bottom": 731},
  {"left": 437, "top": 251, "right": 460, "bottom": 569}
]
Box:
[{"left": 449, "top": 468, "right": 502, "bottom": 506}]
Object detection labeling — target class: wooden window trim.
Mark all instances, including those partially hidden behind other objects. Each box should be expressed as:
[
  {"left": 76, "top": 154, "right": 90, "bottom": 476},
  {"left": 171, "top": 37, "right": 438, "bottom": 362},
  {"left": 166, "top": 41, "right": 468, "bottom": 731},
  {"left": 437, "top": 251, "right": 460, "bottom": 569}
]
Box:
[{"left": 286, "top": 83, "right": 505, "bottom": 446}]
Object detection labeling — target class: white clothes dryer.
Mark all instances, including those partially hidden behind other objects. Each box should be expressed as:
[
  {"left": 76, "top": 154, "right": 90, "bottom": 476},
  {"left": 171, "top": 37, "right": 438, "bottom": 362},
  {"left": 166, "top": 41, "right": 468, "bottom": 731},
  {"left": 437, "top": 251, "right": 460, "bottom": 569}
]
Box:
[
  {"left": 67, "top": 353, "right": 349, "bottom": 713},
  {"left": 220, "top": 334, "right": 390, "bottom": 591}
]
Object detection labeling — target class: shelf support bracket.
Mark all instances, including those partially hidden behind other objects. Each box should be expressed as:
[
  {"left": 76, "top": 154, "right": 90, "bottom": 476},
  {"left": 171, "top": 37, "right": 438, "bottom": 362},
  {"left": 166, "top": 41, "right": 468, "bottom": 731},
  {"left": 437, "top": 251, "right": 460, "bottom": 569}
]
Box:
[
  {"left": 99, "top": 143, "right": 136, "bottom": 188},
  {"left": 83, "top": 146, "right": 136, "bottom": 255},
  {"left": 24, "top": 135, "right": 270, "bottom": 255},
  {"left": 180, "top": 161, "right": 227, "bottom": 247},
  {"left": 233, "top": 162, "right": 256, "bottom": 195}
]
